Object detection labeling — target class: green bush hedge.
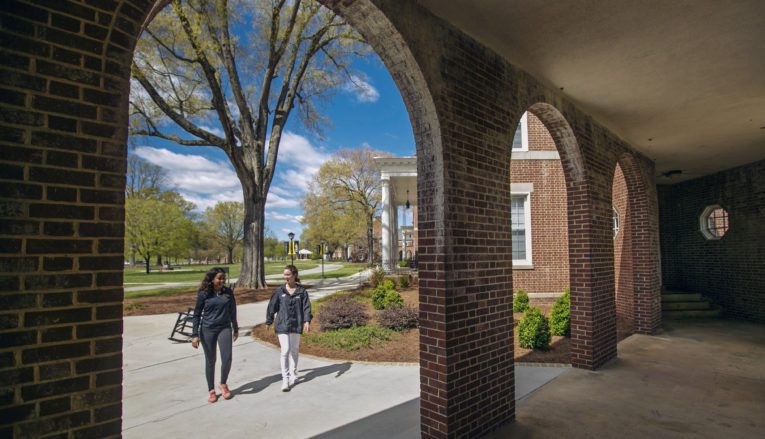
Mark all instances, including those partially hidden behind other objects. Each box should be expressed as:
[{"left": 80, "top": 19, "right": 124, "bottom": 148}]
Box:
[
  {"left": 316, "top": 296, "right": 369, "bottom": 331},
  {"left": 513, "top": 289, "right": 530, "bottom": 312},
  {"left": 377, "top": 305, "right": 418, "bottom": 330},
  {"left": 518, "top": 307, "right": 551, "bottom": 350},
  {"left": 550, "top": 290, "right": 571, "bottom": 337},
  {"left": 398, "top": 275, "right": 410, "bottom": 288},
  {"left": 371, "top": 280, "right": 403, "bottom": 310}
]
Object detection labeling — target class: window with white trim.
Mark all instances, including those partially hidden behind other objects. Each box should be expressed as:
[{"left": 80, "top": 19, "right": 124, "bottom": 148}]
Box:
[
  {"left": 511, "top": 193, "right": 532, "bottom": 267},
  {"left": 700, "top": 205, "right": 729, "bottom": 240},
  {"left": 612, "top": 207, "right": 620, "bottom": 239},
  {"left": 511, "top": 112, "right": 529, "bottom": 151}
]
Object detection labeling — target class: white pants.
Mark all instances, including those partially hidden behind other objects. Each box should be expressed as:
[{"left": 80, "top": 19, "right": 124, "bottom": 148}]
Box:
[{"left": 277, "top": 333, "right": 301, "bottom": 380}]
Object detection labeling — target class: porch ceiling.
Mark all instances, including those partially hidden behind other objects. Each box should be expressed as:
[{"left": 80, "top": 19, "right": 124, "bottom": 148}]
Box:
[{"left": 418, "top": 0, "right": 765, "bottom": 183}]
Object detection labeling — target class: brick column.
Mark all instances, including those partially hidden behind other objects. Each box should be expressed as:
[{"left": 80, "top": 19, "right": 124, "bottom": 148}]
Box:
[{"left": 0, "top": 0, "right": 137, "bottom": 436}]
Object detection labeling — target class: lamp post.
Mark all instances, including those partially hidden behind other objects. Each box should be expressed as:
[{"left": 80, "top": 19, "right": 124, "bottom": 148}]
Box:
[{"left": 288, "top": 232, "right": 295, "bottom": 265}]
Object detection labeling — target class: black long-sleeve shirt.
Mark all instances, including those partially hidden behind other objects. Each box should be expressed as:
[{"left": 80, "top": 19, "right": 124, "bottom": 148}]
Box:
[{"left": 192, "top": 287, "right": 238, "bottom": 337}]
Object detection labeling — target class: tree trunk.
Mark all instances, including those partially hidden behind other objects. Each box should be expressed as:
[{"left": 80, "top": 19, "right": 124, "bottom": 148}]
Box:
[
  {"left": 226, "top": 246, "right": 234, "bottom": 265},
  {"left": 144, "top": 257, "right": 151, "bottom": 274},
  {"left": 367, "top": 213, "right": 374, "bottom": 265},
  {"left": 237, "top": 191, "right": 267, "bottom": 289}
]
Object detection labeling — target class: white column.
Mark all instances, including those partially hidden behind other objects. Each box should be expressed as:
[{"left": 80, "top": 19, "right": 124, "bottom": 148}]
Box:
[
  {"left": 393, "top": 205, "right": 399, "bottom": 266},
  {"left": 381, "top": 179, "right": 392, "bottom": 273}
]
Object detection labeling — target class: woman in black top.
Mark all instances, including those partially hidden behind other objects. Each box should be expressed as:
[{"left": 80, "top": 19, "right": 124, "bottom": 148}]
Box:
[
  {"left": 191, "top": 267, "right": 239, "bottom": 403},
  {"left": 265, "top": 264, "right": 312, "bottom": 392}
]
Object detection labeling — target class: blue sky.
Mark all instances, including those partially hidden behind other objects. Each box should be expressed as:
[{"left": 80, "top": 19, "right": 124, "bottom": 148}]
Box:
[{"left": 131, "top": 53, "right": 415, "bottom": 240}]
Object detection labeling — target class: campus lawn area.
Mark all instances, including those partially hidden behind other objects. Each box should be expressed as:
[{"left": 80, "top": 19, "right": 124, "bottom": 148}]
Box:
[
  {"left": 124, "top": 261, "right": 320, "bottom": 284},
  {"left": 123, "top": 261, "right": 368, "bottom": 304},
  {"left": 300, "top": 263, "right": 368, "bottom": 280}
]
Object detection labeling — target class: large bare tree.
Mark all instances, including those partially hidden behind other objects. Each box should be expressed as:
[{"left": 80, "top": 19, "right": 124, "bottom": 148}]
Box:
[{"left": 130, "top": 0, "right": 367, "bottom": 287}]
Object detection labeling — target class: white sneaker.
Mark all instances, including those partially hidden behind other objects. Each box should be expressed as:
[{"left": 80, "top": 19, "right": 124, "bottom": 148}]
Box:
[
  {"left": 288, "top": 375, "right": 297, "bottom": 387},
  {"left": 281, "top": 378, "right": 290, "bottom": 392}
]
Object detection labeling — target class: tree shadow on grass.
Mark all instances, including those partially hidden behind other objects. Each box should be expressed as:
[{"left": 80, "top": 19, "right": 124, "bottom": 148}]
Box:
[{"left": 230, "top": 362, "right": 353, "bottom": 397}]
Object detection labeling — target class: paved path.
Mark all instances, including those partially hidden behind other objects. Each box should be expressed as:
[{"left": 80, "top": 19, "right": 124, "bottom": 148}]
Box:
[
  {"left": 122, "top": 271, "right": 567, "bottom": 438},
  {"left": 124, "top": 264, "right": 346, "bottom": 292}
]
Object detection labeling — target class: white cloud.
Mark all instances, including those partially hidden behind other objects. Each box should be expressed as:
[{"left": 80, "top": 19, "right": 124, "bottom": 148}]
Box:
[
  {"left": 277, "top": 132, "right": 330, "bottom": 171},
  {"left": 134, "top": 146, "right": 241, "bottom": 199},
  {"left": 265, "top": 192, "right": 298, "bottom": 209},
  {"left": 199, "top": 125, "right": 225, "bottom": 138},
  {"left": 343, "top": 75, "right": 380, "bottom": 103},
  {"left": 265, "top": 211, "right": 302, "bottom": 223}
]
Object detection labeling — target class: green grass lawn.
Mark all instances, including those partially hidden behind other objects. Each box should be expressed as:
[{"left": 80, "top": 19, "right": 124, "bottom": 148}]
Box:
[
  {"left": 300, "top": 263, "right": 368, "bottom": 280},
  {"left": 125, "top": 285, "right": 198, "bottom": 299},
  {"left": 124, "top": 261, "right": 319, "bottom": 284}
]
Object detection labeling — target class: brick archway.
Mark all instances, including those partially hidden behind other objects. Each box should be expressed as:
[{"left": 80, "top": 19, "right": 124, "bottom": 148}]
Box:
[
  {"left": 614, "top": 152, "right": 661, "bottom": 335},
  {"left": 0, "top": 1, "right": 663, "bottom": 436},
  {"left": 526, "top": 102, "right": 613, "bottom": 369}
]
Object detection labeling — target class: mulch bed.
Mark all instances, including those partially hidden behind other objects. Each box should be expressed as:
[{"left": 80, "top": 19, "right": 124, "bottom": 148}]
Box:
[
  {"left": 127, "top": 284, "right": 633, "bottom": 365},
  {"left": 123, "top": 287, "right": 273, "bottom": 316}
]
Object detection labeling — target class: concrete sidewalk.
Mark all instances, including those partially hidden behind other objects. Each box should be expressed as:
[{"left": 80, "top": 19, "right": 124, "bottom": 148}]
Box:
[{"left": 122, "top": 272, "right": 567, "bottom": 438}]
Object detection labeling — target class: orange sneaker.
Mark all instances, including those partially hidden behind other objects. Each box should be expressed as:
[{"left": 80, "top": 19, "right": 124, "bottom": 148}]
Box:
[
  {"left": 220, "top": 383, "right": 232, "bottom": 400},
  {"left": 207, "top": 390, "right": 218, "bottom": 403}
]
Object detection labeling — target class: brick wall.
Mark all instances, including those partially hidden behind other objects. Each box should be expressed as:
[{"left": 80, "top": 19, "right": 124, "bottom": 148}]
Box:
[
  {"left": 0, "top": 0, "right": 145, "bottom": 436},
  {"left": 510, "top": 113, "right": 569, "bottom": 294},
  {"left": 613, "top": 163, "right": 635, "bottom": 331},
  {"left": 659, "top": 159, "right": 765, "bottom": 322}
]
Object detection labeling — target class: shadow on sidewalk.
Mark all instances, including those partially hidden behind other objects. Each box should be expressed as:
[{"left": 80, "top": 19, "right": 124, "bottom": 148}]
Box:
[
  {"left": 231, "top": 362, "right": 353, "bottom": 397},
  {"left": 299, "top": 362, "right": 352, "bottom": 384}
]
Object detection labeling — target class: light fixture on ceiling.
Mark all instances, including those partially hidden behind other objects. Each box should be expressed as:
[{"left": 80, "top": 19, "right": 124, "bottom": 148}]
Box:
[
  {"left": 661, "top": 169, "right": 683, "bottom": 178},
  {"left": 405, "top": 189, "right": 411, "bottom": 209}
]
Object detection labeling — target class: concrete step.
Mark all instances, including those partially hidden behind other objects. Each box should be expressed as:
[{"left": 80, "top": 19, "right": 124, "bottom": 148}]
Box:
[
  {"left": 663, "top": 308, "right": 721, "bottom": 319},
  {"left": 662, "top": 293, "right": 703, "bottom": 302},
  {"left": 662, "top": 301, "right": 712, "bottom": 311}
]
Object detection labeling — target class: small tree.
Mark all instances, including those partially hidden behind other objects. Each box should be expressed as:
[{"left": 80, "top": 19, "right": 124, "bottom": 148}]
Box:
[
  {"left": 205, "top": 201, "right": 244, "bottom": 264},
  {"left": 518, "top": 307, "right": 551, "bottom": 350},
  {"left": 125, "top": 197, "right": 194, "bottom": 273}
]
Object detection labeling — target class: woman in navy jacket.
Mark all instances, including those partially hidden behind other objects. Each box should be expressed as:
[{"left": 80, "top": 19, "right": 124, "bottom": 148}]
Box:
[
  {"left": 266, "top": 264, "right": 312, "bottom": 391},
  {"left": 191, "top": 267, "right": 239, "bottom": 403}
]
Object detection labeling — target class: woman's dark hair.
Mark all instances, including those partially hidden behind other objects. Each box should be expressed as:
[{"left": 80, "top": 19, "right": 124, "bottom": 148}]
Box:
[
  {"left": 200, "top": 267, "right": 227, "bottom": 296},
  {"left": 285, "top": 264, "right": 300, "bottom": 283}
]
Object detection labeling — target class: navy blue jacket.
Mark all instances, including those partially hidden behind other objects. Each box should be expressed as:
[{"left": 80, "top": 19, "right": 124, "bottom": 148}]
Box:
[
  {"left": 192, "top": 287, "right": 239, "bottom": 337},
  {"left": 265, "top": 284, "right": 312, "bottom": 334}
]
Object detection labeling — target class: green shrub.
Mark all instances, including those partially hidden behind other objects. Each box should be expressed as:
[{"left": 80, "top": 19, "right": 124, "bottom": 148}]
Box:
[
  {"left": 305, "top": 325, "right": 395, "bottom": 351},
  {"left": 372, "top": 280, "right": 403, "bottom": 310},
  {"left": 513, "top": 289, "right": 530, "bottom": 312},
  {"left": 398, "top": 275, "right": 410, "bottom": 288},
  {"left": 550, "top": 291, "right": 571, "bottom": 337},
  {"left": 398, "top": 260, "right": 409, "bottom": 268},
  {"left": 518, "top": 307, "right": 551, "bottom": 350},
  {"left": 377, "top": 305, "right": 418, "bottom": 331},
  {"left": 372, "top": 288, "right": 404, "bottom": 310},
  {"left": 369, "top": 267, "right": 386, "bottom": 287},
  {"left": 316, "top": 296, "right": 369, "bottom": 331}
]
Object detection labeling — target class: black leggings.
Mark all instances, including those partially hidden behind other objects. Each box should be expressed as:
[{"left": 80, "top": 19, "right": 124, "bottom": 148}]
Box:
[{"left": 200, "top": 327, "right": 232, "bottom": 391}]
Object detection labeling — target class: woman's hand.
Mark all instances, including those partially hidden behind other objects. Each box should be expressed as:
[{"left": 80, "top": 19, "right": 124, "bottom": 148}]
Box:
[
  {"left": 191, "top": 337, "right": 199, "bottom": 349},
  {"left": 303, "top": 322, "right": 310, "bottom": 333},
  {"left": 233, "top": 331, "right": 239, "bottom": 342}
]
